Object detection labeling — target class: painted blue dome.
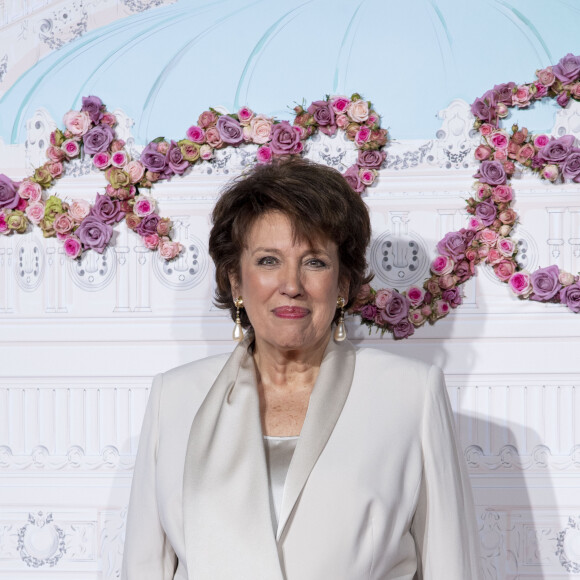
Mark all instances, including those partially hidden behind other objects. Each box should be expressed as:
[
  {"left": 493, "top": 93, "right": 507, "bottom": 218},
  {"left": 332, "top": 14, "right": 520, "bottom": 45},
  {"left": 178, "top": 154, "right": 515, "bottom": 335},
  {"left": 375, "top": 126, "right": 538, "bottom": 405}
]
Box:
[{"left": 0, "top": 0, "right": 578, "bottom": 143}]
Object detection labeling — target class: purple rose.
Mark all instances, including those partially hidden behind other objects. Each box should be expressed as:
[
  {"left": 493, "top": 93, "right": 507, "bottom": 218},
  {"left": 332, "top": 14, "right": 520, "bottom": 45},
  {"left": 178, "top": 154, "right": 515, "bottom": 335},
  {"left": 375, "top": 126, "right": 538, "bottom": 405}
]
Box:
[
  {"left": 493, "top": 82, "right": 516, "bottom": 105},
  {"left": 392, "top": 318, "right": 414, "bottom": 339},
  {"left": 81, "top": 95, "right": 104, "bottom": 124},
  {"left": 475, "top": 160, "right": 507, "bottom": 185},
  {"left": 342, "top": 164, "right": 364, "bottom": 193},
  {"left": 136, "top": 213, "right": 160, "bottom": 237},
  {"left": 83, "top": 124, "right": 114, "bottom": 155},
  {"left": 216, "top": 115, "right": 243, "bottom": 146},
  {"left": 537, "top": 135, "right": 575, "bottom": 165},
  {"left": 140, "top": 142, "right": 168, "bottom": 174},
  {"left": 562, "top": 149, "right": 580, "bottom": 181},
  {"left": 269, "top": 121, "right": 303, "bottom": 155},
  {"left": 307, "top": 101, "right": 336, "bottom": 136},
  {"left": 358, "top": 150, "right": 386, "bottom": 168},
  {"left": 475, "top": 199, "right": 497, "bottom": 226},
  {"left": 90, "top": 193, "right": 125, "bottom": 225},
  {"left": 166, "top": 141, "right": 189, "bottom": 175},
  {"left": 379, "top": 291, "right": 410, "bottom": 325},
  {"left": 453, "top": 260, "right": 471, "bottom": 283},
  {"left": 360, "top": 304, "right": 377, "bottom": 321},
  {"left": 552, "top": 53, "right": 580, "bottom": 84},
  {"left": 471, "top": 91, "right": 497, "bottom": 122},
  {"left": 76, "top": 217, "right": 113, "bottom": 253},
  {"left": 0, "top": 174, "right": 20, "bottom": 210},
  {"left": 557, "top": 91, "right": 571, "bottom": 108},
  {"left": 442, "top": 287, "right": 462, "bottom": 308},
  {"left": 530, "top": 264, "right": 561, "bottom": 301},
  {"left": 560, "top": 283, "right": 580, "bottom": 312},
  {"left": 437, "top": 230, "right": 468, "bottom": 260}
]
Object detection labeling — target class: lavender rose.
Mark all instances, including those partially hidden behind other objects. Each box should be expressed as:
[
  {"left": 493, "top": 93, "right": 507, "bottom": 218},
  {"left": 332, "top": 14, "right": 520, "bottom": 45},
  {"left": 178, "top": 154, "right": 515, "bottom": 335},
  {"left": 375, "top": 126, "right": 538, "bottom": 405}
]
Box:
[
  {"left": 493, "top": 82, "right": 516, "bottom": 105},
  {"left": 552, "top": 53, "right": 580, "bottom": 84},
  {"left": 342, "top": 164, "right": 365, "bottom": 193},
  {"left": 560, "top": 283, "right": 580, "bottom": 312},
  {"left": 269, "top": 121, "right": 303, "bottom": 155},
  {"left": 83, "top": 124, "right": 114, "bottom": 155},
  {"left": 81, "top": 95, "right": 104, "bottom": 124},
  {"left": 392, "top": 318, "right": 415, "bottom": 339},
  {"left": 136, "top": 213, "right": 160, "bottom": 237},
  {"left": 471, "top": 91, "right": 496, "bottom": 122},
  {"left": 360, "top": 304, "right": 377, "bottom": 321},
  {"left": 475, "top": 199, "right": 497, "bottom": 226},
  {"left": 437, "top": 230, "right": 468, "bottom": 260},
  {"left": 358, "top": 149, "right": 386, "bottom": 168},
  {"left": 475, "top": 161, "right": 507, "bottom": 186},
  {"left": 0, "top": 174, "right": 19, "bottom": 210},
  {"left": 307, "top": 101, "right": 336, "bottom": 136},
  {"left": 379, "top": 291, "right": 410, "bottom": 325},
  {"left": 90, "top": 193, "right": 125, "bottom": 225},
  {"left": 76, "top": 217, "right": 113, "bottom": 253},
  {"left": 166, "top": 141, "right": 189, "bottom": 175},
  {"left": 140, "top": 142, "right": 169, "bottom": 175},
  {"left": 216, "top": 115, "right": 244, "bottom": 146},
  {"left": 442, "top": 287, "right": 462, "bottom": 308},
  {"left": 537, "top": 135, "right": 575, "bottom": 165},
  {"left": 561, "top": 149, "right": 580, "bottom": 181},
  {"left": 530, "top": 264, "right": 561, "bottom": 301}
]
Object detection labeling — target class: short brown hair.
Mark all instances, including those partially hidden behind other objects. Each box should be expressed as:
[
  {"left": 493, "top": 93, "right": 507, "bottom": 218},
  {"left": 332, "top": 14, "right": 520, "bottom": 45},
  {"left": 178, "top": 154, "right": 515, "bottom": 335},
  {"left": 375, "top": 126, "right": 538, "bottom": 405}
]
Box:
[{"left": 209, "top": 157, "right": 372, "bottom": 327}]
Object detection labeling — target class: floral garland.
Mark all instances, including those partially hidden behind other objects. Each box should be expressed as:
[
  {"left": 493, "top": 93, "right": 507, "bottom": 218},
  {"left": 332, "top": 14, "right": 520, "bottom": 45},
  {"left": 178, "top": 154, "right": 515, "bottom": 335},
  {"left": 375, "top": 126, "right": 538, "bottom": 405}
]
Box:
[
  {"left": 350, "top": 53, "right": 580, "bottom": 339},
  {"left": 0, "top": 93, "right": 386, "bottom": 260}
]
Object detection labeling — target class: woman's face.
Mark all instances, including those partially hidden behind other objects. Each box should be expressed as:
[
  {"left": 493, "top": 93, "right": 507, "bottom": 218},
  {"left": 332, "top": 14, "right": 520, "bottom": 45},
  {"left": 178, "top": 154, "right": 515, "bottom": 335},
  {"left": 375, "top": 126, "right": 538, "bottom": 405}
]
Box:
[{"left": 231, "top": 211, "right": 346, "bottom": 356}]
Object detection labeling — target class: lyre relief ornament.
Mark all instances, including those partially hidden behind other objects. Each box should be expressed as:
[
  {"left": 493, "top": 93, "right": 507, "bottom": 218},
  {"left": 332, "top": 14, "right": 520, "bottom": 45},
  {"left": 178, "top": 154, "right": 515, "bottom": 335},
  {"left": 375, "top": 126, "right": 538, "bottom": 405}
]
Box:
[
  {"left": 334, "top": 297, "right": 347, "bottom": 342},
  {"left": 233, "top": 297, "right": 244, "bottom": 342}
]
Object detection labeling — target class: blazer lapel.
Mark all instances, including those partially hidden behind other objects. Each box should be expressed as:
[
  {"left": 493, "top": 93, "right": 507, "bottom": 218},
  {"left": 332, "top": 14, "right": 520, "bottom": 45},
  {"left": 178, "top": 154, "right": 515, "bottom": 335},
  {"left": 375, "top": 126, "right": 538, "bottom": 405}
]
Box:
[
  {"left": 183, "top": 337, "right": 284, "bottom": 580},
  {"left": 276, "top": 338, "right": 356, "bottom": 540}
]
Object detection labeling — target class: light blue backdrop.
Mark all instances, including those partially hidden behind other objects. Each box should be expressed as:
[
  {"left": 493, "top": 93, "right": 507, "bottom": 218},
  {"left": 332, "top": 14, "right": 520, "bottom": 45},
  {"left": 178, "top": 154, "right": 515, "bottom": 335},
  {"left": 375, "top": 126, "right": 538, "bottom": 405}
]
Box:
[{"left": 1, "top": 0, "right": 579, "bottom": 144}]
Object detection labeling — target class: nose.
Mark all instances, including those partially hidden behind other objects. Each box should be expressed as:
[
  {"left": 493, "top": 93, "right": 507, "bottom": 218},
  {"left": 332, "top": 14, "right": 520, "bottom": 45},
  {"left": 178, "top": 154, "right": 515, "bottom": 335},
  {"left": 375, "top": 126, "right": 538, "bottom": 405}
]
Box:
[{"left": 279, "top": 262, "right": 304, "bottom": 298}]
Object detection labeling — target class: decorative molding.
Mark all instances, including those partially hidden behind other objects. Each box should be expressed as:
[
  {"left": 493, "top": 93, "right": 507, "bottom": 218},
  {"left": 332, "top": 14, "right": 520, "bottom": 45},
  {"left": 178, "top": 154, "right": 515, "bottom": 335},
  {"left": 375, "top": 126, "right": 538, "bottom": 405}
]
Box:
[
  {"left": 17, "top": 512, "right": 66, "bottom": 568},
  {"left": 100, "top": 509, "right": 126, "bottom": 580},
  {"left": 555, "top": 516, "right": 580, "bottom": 574}
]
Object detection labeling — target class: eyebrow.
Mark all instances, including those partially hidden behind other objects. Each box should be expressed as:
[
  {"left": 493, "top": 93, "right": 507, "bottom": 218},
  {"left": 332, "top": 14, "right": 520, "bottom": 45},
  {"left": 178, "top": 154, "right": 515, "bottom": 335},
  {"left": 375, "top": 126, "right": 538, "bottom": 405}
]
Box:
[{"left": 250, "top": 247, "right": 332, "bottom": 258}]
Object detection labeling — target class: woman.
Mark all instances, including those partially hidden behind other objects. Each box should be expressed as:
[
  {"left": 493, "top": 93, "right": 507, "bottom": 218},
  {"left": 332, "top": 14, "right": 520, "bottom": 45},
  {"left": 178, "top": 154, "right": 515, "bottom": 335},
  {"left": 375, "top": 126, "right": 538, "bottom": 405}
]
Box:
[{"left": 121, "top": 158, "right": 481, "bottom": 579}]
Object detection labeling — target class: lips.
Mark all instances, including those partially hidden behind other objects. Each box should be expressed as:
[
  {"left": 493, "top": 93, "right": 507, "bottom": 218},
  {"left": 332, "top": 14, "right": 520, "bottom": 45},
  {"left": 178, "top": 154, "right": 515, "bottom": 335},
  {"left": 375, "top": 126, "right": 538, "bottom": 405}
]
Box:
[{"left": 272, "top": 306, "right": 310, "bottom": 319}]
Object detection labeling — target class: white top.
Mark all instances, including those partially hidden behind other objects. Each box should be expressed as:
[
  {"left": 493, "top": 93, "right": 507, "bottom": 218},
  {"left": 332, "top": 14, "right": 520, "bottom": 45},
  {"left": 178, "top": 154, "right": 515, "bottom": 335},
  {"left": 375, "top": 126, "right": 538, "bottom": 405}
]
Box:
[{"left": 263, "top": 435, "right": 299, "bottom": 531}]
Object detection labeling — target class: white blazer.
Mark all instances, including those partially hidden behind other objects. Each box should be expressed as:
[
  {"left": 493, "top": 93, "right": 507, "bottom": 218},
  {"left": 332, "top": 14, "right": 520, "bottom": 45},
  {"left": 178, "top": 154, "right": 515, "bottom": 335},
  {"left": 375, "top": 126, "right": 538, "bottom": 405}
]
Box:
[{"left": 121, "top": 337, "right": 482, "bottom": 580}]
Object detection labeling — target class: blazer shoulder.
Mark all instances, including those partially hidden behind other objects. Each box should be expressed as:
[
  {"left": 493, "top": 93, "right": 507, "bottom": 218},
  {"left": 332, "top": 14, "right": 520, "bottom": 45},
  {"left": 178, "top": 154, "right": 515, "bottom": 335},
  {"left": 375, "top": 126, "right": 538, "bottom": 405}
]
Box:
[{"left": 160, "top": 351, "right": 232, "bottom": 394}]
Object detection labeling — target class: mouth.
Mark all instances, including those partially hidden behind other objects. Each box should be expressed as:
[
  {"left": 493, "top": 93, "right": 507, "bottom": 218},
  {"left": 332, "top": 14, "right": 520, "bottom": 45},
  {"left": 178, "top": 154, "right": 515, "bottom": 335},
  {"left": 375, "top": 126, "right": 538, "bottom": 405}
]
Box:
[{"left": 272, "top": 306, "right": 310, "bottom": 319}]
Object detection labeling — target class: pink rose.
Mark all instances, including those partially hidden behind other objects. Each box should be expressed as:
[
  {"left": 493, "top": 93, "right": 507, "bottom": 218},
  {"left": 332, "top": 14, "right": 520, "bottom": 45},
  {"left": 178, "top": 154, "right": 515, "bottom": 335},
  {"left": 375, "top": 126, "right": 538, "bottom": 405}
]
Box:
[
  {"left": 186, "top": 126, "right": 205, "bottom": 144},
  {"left": 143, "top": 233, "right": 160, "bottom": 250},
  {"left": 47, "top": 145, "right": 65, "bottom": 162},
  {"left": 426, "top": 279, "right": 441, "bottom": 296},
  {"left": 489, "top": 131, "right": 509, "bottom": 149},
  {"left": 69, "top": 199, "right": 90, "bottom": 222},
  {"left": 478, "top": 245, "right": 490, "bottom": 259},
  {"left": 93, "top": 152, "right": 111, "bottom": 169},
  {"left": 47, "top": 162, "right": 63, "bottom": 179},
  {"left": 420, "top": 304, "right": 432, "bottom": 317},
  {"left": 18, "top": 180, "right": 42, "bottom": 201},
  {"left": 534, "top": 134, "right": 550, "bottom": 148},
  {"left": 347, "top": 99, "right": 369, "bottom": 123},
  {"left": 331, "top": 96, "right": 351, "bottom": 114},
  {"left": 101, "top": 112, "right": 116, "bottom": 126},
  {"left": 256, "top": 146, "right": 272, "bottom": 164},
  {"left": 477, "top": 229, "right": 498, "bottom": 245},
  {"left": 125, "top": 160, "right": 145, "bottom": 184},
  {"left": 238, "top": 107, "right": 254, "bottom": 125},
  {"left": 475, "top": 184, "right": 492, "bottom": 200},
  {"left": 61, "top": 139, "right": 80, "bottom": 158},
  {"left": 53, "top": 212, "right": 74, "bottom": 235},
  {"left": 499, "top": 224, "right": 512, "bottom": 237},
  {"left": 374, "top": 288, "right": 392, "bottom": 310},
  {"left": 497, "top": 237, "right": 516, "bottom": 257},
  {"left": 493, "top": 259, "right": 516, "bottom": 282},
  {"left": 111, "top": 151, "right": 129, "bottom": 168},
  {"left": 249, "top": 115, "right": 273, "bottom": 144},
  {"left": 499, "top": 209, "right": 517, "bottom": 225},
  {"left": 534, "top": 83, "right": 548, "bottom": 98},
  {"left": 200, "top": 144, "right": 213, "bottom": 160},
  {"left": 474, "top": 145, "right": 492, "bottom": 161},
  {"left": 433, "top": 299, "right": 450, "bottom": 319},
  {"left": 467, "top": 216, "right": 484, "bottom": 231},
  {"left": 559, "top": 271, "right": 576, "bottom": 286},
  {"left": 355, "top": 126, "right": 371, "bottom": 146},
  {"left": 358, "top": 168, "right": 376, "bottom": 186},
  {"left": 198, "top": 110, "right": 217, "bottom": 129},
  {"left": 491, "top": 185, "right": 513, "bottom": 203},
  {"left": 496, "top": 103, "right": 509, "bottom": 118},
  {"left": 494, "top": 149, "right": 508, "bottom": 161},
  {"left": 517, "top": 143, "right": 535, "bottom": 163},
  {"left": 486, "top": 248, "right": 503, "bottom": 265},
  {"left": 438, "top": 274, "right": 457, "bottom": 290},
  {"left": 513, "top": 85, "right": 531, "bottom": 107},
  {"left": 409, "top": 309, "right": 426, "bottom": 327},
  {"left": 542, "top": 164, "right": 559, "bottom": 181},
  {"left": 536, "top": 67, "right": 556, "bottom": 87},
  {"left": 63, "top": 235, "right": 82, "bottom": 259},
  {"left": 134, "top": 196, "right": 155, "bottom": 217},
  {"left": 465, "top": 248, "right": 478, "bottom": 262},
  {"left": 406, "top": 286, "right": 425, "bottom": 307},
  {"left": 63, "top": 110, "right": 91, "bottom": 136},
  {"left": 205, "top": 127, "right": 223, "bottom": 149},
  {"left": 430, "top": 255, "right": 454, "bottom": 276},
  {"left": 508, "top": 271, "right": 532, "bottom": 297},
  {"left": 156, "top": 218, "right": 171, "bottom": 237},
  {"left": 336, "top": 114, "right": 349, "bottom": 129},
  {"left": 159, "top": 239, "right": 182, "bottom": 260},
  {"left": 25, "top": 201, "right": 45, "bottom": 224},
  {"left": 156, "top": 141, "right": 169, "bottom": 155},
  {"left": 480, "top": 124, "right": 494, "bottom": 136}
]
